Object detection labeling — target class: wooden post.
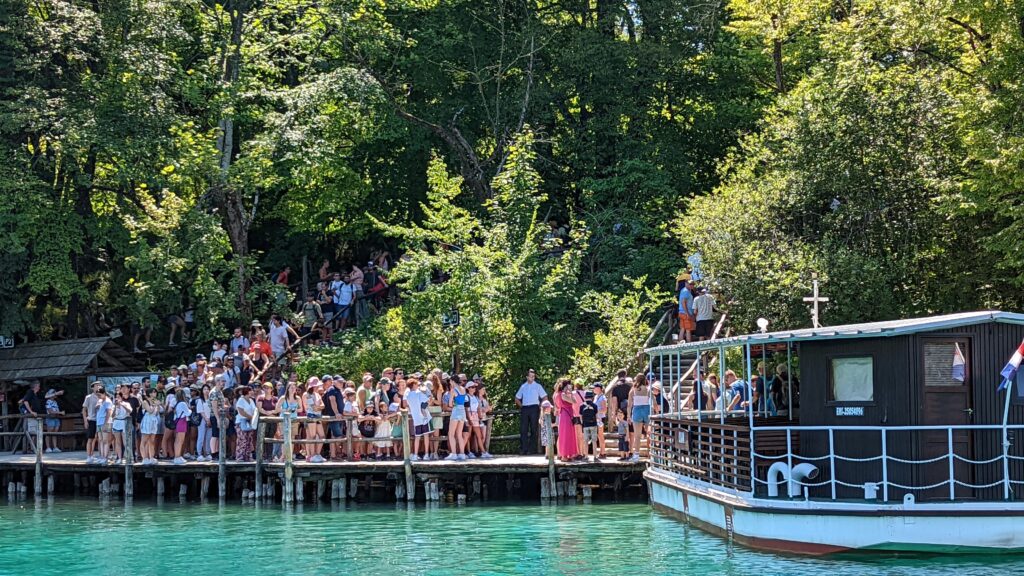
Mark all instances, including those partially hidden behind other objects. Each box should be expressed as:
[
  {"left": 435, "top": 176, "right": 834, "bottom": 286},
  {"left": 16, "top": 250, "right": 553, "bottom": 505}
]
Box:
[
  {"left": 156, "top": 476, "right": 165, "bottom": 496},
  {"left": 401, "top": 411, "right": 414, "bottom": 501},
  {"left": 316, "top": 479, "right": 325, "bottom": 501},
  {"left": 218, "top": 406, "right": 227, "bottom": 499},
  {"left": 345, "top": 416, "right": 354, "bottom": 460},
  {"left": 124, "top": 424, "right": 134, "bottom": 499},
  {"left": 34, "top": 418, "right": 43, "bottom": 496},
  {"left": 544, "top": 411, "right": 555, "bottom": 498},
  {"left": 255, "top": 419, "right": 266, "bottom": 498},
  {"left": 283, "top": 413, "right": 294, "bottom": 503}
]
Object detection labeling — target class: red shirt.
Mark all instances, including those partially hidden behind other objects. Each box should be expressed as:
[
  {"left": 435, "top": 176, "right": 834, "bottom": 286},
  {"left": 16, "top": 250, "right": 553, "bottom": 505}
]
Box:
[{"left": 276, "top": 270, "right": 290, "bottom": 285}]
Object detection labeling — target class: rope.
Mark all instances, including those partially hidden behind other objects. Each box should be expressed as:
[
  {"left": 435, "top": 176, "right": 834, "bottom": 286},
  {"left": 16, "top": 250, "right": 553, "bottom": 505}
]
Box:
[
  {"left": 952, "top": 454, "right": 1004, "bottom": 465},
  {"left": 954, "top": 479, "right": 1006, "bottom": 489},
  {"left": 888, "top": 480, "right": 950, "bottom": 491},
  {"left": 833, "top": 454, "right": 883, "bottom": 463},
  {"left": 885, "top": 453, "right": 948, "bottom": 465}
]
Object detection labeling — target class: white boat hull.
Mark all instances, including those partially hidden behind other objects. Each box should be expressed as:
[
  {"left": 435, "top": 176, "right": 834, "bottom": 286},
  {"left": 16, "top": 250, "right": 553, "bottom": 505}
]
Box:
[{"left": 646, "top": 468, "right": 1024, "bottom": 554}]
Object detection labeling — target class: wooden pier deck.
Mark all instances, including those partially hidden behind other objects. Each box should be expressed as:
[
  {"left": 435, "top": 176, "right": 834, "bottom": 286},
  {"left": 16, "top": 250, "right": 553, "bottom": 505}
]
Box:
[{"left": 0, "top": 451, "right": 645, "bottom": 475}]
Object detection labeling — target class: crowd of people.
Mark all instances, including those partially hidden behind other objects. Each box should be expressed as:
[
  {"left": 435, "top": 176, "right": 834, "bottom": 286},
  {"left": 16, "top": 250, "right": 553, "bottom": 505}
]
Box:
[
  {"left": 68, "top": 363, "right": 505, "bottom": 465},
  {"left": 515, "top": 369, "right": 669, "bottom": 463},
  {"left": 21, "top": 353, "right": 667, "bottom": 466}
]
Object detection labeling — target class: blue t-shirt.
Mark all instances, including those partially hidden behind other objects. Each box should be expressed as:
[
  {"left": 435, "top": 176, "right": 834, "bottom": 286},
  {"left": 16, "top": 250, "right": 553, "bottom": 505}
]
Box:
[
  {"left": 729, "top": 380, "right": 748, "bottom": 403},
  {"left": 678, "top": 287, "right": 693, "bottom": 315}
]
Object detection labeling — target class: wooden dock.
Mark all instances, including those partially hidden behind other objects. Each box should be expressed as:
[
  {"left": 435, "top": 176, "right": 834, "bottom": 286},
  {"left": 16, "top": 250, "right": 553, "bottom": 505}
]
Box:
[{"left": 0, "top": 450, "right": 647, "bottom": 502}]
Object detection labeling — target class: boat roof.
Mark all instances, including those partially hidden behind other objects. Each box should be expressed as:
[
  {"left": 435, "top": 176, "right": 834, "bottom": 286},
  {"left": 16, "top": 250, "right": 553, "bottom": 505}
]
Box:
[{"left": 647, "top": 310, "right": 1024, "bottom": 356}]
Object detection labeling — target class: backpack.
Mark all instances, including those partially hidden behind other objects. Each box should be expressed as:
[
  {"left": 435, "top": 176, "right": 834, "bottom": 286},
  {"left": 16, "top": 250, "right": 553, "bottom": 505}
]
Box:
[
  {"left": 164, "top": 407, "right": 177, "bottom": 429},
  {"left": 189, "top": 398, "right": 203, "bottom": 427}
]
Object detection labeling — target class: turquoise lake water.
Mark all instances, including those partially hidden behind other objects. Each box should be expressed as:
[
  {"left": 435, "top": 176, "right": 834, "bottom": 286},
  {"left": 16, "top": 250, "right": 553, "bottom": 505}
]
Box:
[{"left": 0, "top": 499, "right": 1019, "bottom": 575}]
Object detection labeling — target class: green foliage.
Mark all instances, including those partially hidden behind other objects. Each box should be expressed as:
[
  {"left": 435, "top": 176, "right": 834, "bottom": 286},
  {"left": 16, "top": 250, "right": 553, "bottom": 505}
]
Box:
[
  {"left": 568, "top": 278, "right": 668, "bottom": 384},
  {"left": 323, "top": 132, "right": 587, "bottom": 402}
]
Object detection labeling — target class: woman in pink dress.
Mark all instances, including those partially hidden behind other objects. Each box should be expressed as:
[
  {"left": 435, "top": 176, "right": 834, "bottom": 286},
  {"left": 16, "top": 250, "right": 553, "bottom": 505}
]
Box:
[{"left": 554, "top": 379, "right": 579, "bottom": 461}]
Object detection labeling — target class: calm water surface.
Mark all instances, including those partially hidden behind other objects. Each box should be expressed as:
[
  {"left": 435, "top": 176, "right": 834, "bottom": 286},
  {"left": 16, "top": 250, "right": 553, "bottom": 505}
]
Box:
[{"left": 0, "top": 499, "right": 1020, "bottom": 575}]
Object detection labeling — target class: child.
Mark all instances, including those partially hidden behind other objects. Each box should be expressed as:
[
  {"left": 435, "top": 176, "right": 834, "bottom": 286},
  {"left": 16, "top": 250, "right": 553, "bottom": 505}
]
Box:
[
  {"left": 358, "top": 403, "right": 379, "bottom": 460},
  {"left": 539, "top": 400, "right": 553, "bottom": 450},
  {"left": 616, "top": 409, "right": 629, "bottom": 459},
  {"left": 593, "top": 383, "right": 607, "bottom": 458},
  {"left": 580, "top": 391, "right": 600, "bottom": 462},
  {"left": 374, "top": 400, "right": 394, "bottom": 459}
]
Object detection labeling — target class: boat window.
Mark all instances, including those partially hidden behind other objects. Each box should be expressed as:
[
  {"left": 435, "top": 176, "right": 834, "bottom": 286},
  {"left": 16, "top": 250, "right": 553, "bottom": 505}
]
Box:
[
  {"left": 829, "top": 356, "right": 873, "bottom": 403},
  {"left": 922, "top": 341, "right": 968, "bottom": 387}
]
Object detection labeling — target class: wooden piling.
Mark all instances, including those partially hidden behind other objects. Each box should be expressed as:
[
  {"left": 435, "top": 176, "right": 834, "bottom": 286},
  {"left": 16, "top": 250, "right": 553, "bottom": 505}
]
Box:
[
  {"left": 218, "top": 405, "right": 227, "bottom": 499},
  {"left": 47, "top": 474, "right": 54, "bottom": 494},
  {"left": 201, "top": 475, "right": 210, "bottom": 499},
  {"left": 156, "top": 476, "right": 165, "bottom": 496},
  {"left": 543, "top": 411, "right": 556, "bottom": 498},
  {"left": 283, "top": 413, "right": 294, "bottom": 503},
  {"left": 316, "top": 479, "right": 325, "bottom": 501},
  {"left": 124, "top": 424, "right": 134, "bottom": 499},
  {"left": 345, "top": 416, "right": 354, "bottom": 461},
  {"left": 401, "top": 411, "right": 414, "bottom": 501},
  {"left": 255, "top": 419, "right": 266, "bottom": 498},
  {"left": 34, "top": 419, "right": 43, "bottom": 496}
]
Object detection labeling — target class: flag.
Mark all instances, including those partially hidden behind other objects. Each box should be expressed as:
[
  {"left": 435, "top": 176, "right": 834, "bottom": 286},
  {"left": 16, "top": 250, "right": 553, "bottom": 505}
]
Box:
[
  {"left": 998, "top": 339, "right": 1024, "bottom": 392},
  {"left": 951, "top": 343, "right": 966, "bottom": 382}
]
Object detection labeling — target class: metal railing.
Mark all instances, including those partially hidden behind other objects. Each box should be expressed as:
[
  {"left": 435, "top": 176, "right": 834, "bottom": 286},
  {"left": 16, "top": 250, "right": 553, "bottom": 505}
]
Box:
[{"left": 650, "top": 416, "right": 1024, "bottom": 503}]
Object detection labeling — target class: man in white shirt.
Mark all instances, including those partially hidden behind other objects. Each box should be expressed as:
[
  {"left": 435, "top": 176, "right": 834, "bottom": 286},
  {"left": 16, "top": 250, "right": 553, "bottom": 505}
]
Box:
[
  {"left": 333, "top": 275, "right": 355, "bottom": 330},
  {"left": 693, "top": 287, "right": 717, "bottom": 341},
  {"left": 221, "top": 356, "right": 241, "bottom": 390},
  {"left": 514, "top": 369, "right": 548, "bottom": 455}
]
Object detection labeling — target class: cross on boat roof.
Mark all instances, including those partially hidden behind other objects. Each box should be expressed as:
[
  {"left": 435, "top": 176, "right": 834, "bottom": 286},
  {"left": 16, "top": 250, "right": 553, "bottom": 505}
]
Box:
[{"left": 646, "top": 310, "right": 1024, "bottom": 356}]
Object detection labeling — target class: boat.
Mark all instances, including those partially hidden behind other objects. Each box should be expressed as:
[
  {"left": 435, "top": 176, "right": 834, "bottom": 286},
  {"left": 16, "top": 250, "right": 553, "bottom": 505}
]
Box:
[{"left": 644, "top": 310, "right": 1024, "bottom": 554}]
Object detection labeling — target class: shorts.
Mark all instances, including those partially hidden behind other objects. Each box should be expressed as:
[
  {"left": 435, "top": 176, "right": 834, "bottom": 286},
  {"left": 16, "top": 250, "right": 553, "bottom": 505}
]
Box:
[
  {"left": 632, "top": 405, "right": 651, "bottom": 424},
  {"left": 141, "top": 414, "right": 160, "bottom": 435},
  {"left": 571, "top": 416, "right": 581, "bottom": 426},
  {"left": 679, "top": 313, "right": 696, "bottom": 332},
  {"left": 113, "top": 421, "right": 126, "bottom": 433},
  {"left": 414, "top": 424, "right": 431, "bottom": 437},
  {"left": 26, "top": 418, "right": 40, "bottom": 434},
  {"left": 211, "top": 418, "right": 220, "bottom": 438},
  {"left": 583, "top": 426, "right": 599, "bottom": 444},
  {"left": 327, "top": 421, "right": 343, "bottom": 437},
  {"left": 451, "top": 405, "right": 467, "bottom": 422},
  {"left": 45, "top": 418, "right": 61, "bottom": 429},
  {"left": 175, "top": 418, "right": 187, "bottom": 434},
  {"left": 696, "top": 319, "right": 714, "bottom": 338},
  {"left": 101, "top": 423, "right": 113, "bottom": 434},
  {"left": 87, "top": 420, "right": 97, "bottom": 439}
]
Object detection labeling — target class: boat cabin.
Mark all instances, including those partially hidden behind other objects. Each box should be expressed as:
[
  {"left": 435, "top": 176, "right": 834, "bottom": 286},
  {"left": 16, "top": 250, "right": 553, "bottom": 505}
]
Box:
[{"left": 646, "top": 311, "right": 1024, "bottom": 502}]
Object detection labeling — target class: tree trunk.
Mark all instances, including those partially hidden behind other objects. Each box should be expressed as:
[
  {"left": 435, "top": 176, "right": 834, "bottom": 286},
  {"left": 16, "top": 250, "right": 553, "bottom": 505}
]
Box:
[
  {"left": 771, "top": 14, "right": 786, "bottom": 94},
  {"left": 214, "top": 0, "right": 251, "bottom": 312}
]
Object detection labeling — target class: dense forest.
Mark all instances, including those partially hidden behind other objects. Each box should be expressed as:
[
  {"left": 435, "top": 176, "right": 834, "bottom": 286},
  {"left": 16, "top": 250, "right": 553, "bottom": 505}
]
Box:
[{"left": 2, "top": 1, "right": 1024, "bottom": 387}]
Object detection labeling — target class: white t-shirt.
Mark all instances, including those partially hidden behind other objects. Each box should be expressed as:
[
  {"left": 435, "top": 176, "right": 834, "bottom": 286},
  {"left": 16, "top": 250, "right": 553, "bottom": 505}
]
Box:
[
  {"left": 96, "top": 399, "right": 113, "bottom": 426},
  {"left": 235, "top": 397, "right": 256, "bottom": 425},
  {"left": 269, "top": 324, "right": 289, "bottom": 353},
  {"left": 404, "top": 390, "right": 430, "bottom": 426},
  {"left": 694, "top": 294, "right": 716, "bottom": 321}
]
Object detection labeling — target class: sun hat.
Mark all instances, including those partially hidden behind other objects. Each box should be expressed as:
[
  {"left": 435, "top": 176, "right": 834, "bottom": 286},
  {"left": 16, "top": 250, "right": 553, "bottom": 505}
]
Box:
[{"left": 45, "top": 389, "right": 60, "bottom": 399}]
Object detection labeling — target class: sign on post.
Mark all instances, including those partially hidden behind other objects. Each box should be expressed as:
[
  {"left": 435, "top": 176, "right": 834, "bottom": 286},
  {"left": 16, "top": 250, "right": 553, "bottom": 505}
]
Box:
[{"left": 0, "top": 335, "right": 13, "bottom": 349}]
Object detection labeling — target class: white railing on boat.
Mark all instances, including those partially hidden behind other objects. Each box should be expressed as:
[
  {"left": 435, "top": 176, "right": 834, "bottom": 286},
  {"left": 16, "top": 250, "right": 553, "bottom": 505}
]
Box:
[{"left": 648, "top": 418, "right": 1024, "bottom": 503}]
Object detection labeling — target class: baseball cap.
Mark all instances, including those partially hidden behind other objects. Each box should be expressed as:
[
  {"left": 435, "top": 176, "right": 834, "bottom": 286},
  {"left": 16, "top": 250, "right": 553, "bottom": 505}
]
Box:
[
  {"left": 321, "top": 374, "right": 333, "bottom": 382},
  {"left": 195, "top": 354, "right": 206, "bottom": 361}
]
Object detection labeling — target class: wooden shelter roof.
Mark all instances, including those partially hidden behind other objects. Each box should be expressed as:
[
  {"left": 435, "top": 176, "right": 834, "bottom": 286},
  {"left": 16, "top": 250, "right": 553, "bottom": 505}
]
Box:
[{"left": 0, "top": 337, "right": 144, "bottom": 382}]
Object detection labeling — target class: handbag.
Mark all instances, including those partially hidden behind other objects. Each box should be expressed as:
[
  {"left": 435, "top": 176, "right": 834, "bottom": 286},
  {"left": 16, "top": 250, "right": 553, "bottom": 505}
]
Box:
[{"left": 164, "top": 408, "right": 176, "bottom": 429}]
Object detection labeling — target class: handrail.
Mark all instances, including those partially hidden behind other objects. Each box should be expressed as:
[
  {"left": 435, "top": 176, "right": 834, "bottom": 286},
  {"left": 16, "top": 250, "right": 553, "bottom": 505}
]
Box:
[{"left": 668, "top": 313, "right": 728, "bottom": 403}]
